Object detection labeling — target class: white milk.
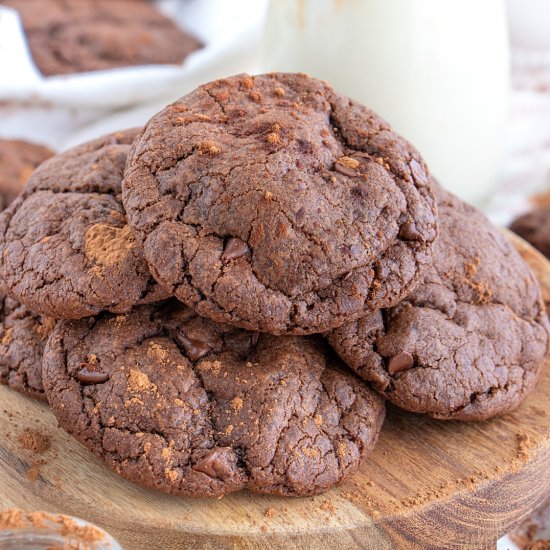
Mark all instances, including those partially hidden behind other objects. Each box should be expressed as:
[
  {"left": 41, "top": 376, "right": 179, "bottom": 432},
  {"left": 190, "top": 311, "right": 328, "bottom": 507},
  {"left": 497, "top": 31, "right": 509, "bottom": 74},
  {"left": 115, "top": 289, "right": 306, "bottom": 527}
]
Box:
[{"left": 263, "top": 0, "right": 510, "bottom": 206}]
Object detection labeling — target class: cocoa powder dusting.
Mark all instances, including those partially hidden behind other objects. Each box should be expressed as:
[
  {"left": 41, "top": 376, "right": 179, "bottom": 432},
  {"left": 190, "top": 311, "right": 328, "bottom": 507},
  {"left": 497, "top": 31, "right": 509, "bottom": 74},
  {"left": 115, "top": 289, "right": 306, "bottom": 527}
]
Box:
[
  {"left": 337, "top": 425, "right": 546, "bottom": 520},
  {"left": 127, "top": 369, "right": 157, "bottom": 393},
  {"left": 264, "top": 507, "right": 278, "bottom": 518},
  {"left": 27, "top": 459, "right": 45, "bottom": 481},
  {"left": 85, "top": 223, "right": 135, "bottom": 266},
  {"left": 320, "top": 500, "right": 336, "bottom": 514},
  {"left": 18, "top": 428, "right": 51, "bottom": 454},
  {"left": 517, "top": 432, "right": 535, "bottom": 460}
]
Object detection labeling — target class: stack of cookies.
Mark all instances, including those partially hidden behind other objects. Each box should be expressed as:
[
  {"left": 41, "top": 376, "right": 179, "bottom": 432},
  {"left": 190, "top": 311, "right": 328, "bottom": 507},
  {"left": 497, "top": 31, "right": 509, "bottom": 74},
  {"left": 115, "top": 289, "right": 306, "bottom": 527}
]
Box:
[{"left": 0, "top": 73, "right": 549, "bottom": 498}]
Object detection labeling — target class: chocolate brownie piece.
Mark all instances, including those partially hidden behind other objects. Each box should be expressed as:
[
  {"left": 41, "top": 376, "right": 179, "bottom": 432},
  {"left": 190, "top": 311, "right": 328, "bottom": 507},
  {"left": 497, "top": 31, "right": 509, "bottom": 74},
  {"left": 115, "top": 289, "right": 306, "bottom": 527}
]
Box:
[
  {"left": 328, "top": 189, "right": 550, "bottom": 421},
  {"left": 0, "top": 296, "right": 55, "bottom": 401},
  {"left": 1, "top": 0, "right": 202, "bottom": 76},
  {"left": 123, "top": 73, "right": 438, "bottom": 335},
  {"left": 43, "top": 300, "right": 385, "bottom": 497},
  {"left": 0, "top": 139, "right": 53, "bottom": 209},
  {"left": 511, "top": 204, "right": 550, "bottom": 261},
  {"left": 0, "top": 130, "right": 169, "bottom": 319}
]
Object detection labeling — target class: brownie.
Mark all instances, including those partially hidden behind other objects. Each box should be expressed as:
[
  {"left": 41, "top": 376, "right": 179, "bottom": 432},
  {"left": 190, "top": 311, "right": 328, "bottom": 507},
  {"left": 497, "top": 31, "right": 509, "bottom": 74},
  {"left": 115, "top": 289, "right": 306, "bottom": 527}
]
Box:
[
  {"left": 511, "top": 203, "right": 550, "bottom": 261},
  {"left": 0, "top": 139, "right": 53, "bottom": 209},
  {"left": 123, "top": 73, "right": 438, "bottom": 335},
  {"left": 0, "top": 129, "right": 169, "bottom": 319},
  {"left": 328, "top": 189, "right": 550, "bottom": 421},
  {"left": 43, "top": 300, "right": 385, "bottom": 498},
  {"left": 0, "top": 296, "right": 54, "bottom": 401},
  {"left": 1, "top": 0, "right": 202, "bottom": 76}
]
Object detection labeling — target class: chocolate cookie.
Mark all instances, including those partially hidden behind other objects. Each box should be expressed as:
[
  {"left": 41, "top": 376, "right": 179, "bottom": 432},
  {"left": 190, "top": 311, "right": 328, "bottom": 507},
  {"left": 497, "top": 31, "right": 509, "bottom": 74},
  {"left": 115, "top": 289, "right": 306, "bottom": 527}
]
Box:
[
  {"left": 43, "top": 301, "right": 385, "bottom": 497},
  {"left": 328, "top": 189, "right": 550, "bottom": 421},
  {"left": 123, "top": 73, "right": 438, "bottom": 334},
  {"left": 0, "top": 139, "right": 53, "bottom": 209},
  {"left": 1, "top": 0, "right": 201, "bottom": 76},
  {"left": 0, "top": 296, "right": 55, "bottom": 401},
  {"left": 511, "top": 204, "right": 550, "bottom": 260},
  {"left": 0, "top": 130, "right": 169, "bottom": 319}
]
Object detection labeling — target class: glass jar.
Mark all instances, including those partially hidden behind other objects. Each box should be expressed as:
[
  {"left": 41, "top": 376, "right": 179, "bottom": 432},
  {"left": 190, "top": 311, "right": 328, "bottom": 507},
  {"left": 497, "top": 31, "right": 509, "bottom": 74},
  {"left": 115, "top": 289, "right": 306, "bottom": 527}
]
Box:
[{"left": 263, "top": 0, "right": 510, "bottom": 206}]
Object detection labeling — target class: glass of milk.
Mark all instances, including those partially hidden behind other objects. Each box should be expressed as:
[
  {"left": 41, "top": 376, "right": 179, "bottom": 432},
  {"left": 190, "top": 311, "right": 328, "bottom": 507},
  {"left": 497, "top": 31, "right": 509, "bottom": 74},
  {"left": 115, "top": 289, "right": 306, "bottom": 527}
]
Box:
[{"left": 263, "top": 0, "right": 510, "bottom": 206}]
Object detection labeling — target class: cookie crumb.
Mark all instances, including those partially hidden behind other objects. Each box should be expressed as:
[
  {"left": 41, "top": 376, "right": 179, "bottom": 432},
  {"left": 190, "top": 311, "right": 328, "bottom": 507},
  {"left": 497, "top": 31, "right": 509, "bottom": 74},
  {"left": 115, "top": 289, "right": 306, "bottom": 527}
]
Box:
[
  {"left": 517, "top": 433, "right": 534, "bottom": 460},
  {"left": 27, "top": 459, "right": 45, "bottom": 481},
  {"left": 127, "top": 369, "right": 157, "bottom": 394},
  {"left": 249, "top": 91, "right": 262, "bottom": 102},
  {"left": 241, "top": 77, "right": 254, "bottom": 90},
  {"left": 200, "top": 140, "right": 221, "bottom": 155},
  {"left": 320, "top": 500, "right": 336, "bottom": 514},
  {"left": 301, "top": 446, "right": 320, "bottom": 458},
  {"left": 1, "top": 327, "right": 13, "bottom": 345},
  {"left": 337, "top": 441, "right": 347, "bottom": 458},
  {"left": 198, "top": 360, "right": 222, "bottom": 375},
  {"left": 165, "top": 468, "right": 178, "bottom": 482},
  {"left": 337, "top": 156, "right": 359, "bottom": 170},
  {"left": 334, "top": 157, "right": 359, "bottom": 176},
  {"left": 274, "top": 87, "right": 285, "bottom": 97}
]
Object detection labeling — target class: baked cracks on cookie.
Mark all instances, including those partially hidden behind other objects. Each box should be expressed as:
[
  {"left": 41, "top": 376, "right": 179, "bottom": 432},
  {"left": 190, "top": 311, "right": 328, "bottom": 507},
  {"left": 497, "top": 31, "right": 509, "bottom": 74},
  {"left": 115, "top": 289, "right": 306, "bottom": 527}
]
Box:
[
  {"left": 43, "top": 300, "right": 385, "bottom": 498},
  {"left": 0, "top": 130, "right": 169, "bottom": 320},
  {"left": 122, "top": 72, "right": 438, "bottom": 335},
  {"left": 328, "top": 189, "right": 550, "bottom": 421}
]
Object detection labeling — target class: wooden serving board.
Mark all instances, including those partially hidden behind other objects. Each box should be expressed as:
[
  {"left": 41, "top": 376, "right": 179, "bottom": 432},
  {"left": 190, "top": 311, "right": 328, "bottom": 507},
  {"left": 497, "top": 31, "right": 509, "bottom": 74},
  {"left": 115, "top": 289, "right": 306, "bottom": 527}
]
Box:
[{"left": 1, "top": 232, "right": 550, "bottom": 550}]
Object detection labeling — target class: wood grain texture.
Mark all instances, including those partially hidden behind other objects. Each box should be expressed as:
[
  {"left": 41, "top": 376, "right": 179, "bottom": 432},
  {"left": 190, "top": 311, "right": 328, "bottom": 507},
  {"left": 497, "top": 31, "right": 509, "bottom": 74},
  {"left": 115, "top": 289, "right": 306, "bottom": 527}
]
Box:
[{"left": 0, "top": 232, "right": 549, "bottom": 550}]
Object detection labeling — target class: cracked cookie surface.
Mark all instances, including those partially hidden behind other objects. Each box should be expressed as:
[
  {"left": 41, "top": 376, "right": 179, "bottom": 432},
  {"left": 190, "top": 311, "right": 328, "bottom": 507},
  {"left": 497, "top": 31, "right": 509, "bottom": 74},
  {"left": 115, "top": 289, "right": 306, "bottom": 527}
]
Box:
[
  {"left": 0, "top": 296, "right": 54, "bottom": 401},
  {"left": 0, "top": 130, "right": 169, "bottom": 319},
  {"left": 0, "top": 0, "right": 202, "bottom": 76},
  {"left": 43, "top": 300, "right": 385, "bottom": 497},
  {"left": 328, "top": 189, "right": 550, "bottom": 421},
  {"left": 0, "top": 139, "right": 53, "bottom": 209},
  {"left": 123, "top": 72, "right": 438, "bottom": 334}
]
